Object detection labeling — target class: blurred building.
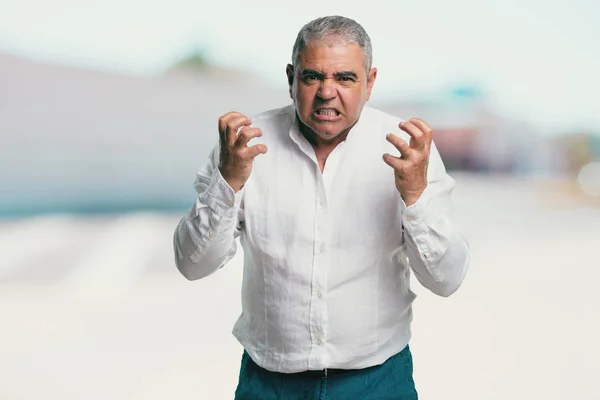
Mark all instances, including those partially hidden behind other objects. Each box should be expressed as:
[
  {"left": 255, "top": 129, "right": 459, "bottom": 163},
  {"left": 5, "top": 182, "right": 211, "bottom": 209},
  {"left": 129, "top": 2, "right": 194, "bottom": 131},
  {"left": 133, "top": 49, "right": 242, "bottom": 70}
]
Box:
[
  {"left": 1, "top": 55, "right": 588, "bottom": 218},
  {"left": 374, "top": 86, "right": 560, "bottom": 176},
  {"left": 0, "top": 53, "right": 290, "bottom": 217}
]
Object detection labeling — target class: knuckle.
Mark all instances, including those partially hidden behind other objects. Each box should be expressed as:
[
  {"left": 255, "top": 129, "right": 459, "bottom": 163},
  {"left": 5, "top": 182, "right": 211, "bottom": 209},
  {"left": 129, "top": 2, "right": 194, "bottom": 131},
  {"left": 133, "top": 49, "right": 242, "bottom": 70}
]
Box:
[
  {"left": 240, "top": 128, "right": 258, "bottom": 141},
  {"left": 239, "top": 130, "right": 251, "bottom": 141},
  {"left": 232, "top": 153, "right": 246, "bottom": 164}
]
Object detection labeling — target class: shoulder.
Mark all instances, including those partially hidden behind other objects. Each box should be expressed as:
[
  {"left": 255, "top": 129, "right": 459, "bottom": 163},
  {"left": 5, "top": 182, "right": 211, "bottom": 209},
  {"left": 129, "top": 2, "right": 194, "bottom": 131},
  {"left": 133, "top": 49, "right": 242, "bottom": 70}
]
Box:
[
  {"left": 361, "top": 106, "right": 448, "bottom": 179},
  {"left": 250, "top": 104, "right": 294, "bottom": 128},
  {"left": 358, "top": 105, "right": 408, "bottom": 145},
  {"left": 247, "top": 104, "right": 294, "bottom": 147},
  {"left": 361, "top": 106, "right": 407, "bottom": 129}
]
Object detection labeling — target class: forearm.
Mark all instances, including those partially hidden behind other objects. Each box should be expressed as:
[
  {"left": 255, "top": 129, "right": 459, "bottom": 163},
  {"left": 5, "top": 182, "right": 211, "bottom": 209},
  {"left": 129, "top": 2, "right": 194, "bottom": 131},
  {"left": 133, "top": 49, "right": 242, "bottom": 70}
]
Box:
[
  {"left": 173, "top": 168, "right": 243, "bottom": 280},
  {"left": 403, "top": 215, "right": 469, "bottom": 297},
  {"left": 401, "top": 175, "right": 470, "bottom": 297}
]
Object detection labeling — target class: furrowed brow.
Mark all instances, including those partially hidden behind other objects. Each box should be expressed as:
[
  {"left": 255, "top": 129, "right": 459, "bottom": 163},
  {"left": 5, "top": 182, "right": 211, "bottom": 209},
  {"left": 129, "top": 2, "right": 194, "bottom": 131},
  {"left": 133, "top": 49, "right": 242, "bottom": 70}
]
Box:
[
  {"left": 334, "top": 71, "right": 359, "bottom": 80},
  {"left": 299, "top": 69, "right": 325, "bottom": 79}
]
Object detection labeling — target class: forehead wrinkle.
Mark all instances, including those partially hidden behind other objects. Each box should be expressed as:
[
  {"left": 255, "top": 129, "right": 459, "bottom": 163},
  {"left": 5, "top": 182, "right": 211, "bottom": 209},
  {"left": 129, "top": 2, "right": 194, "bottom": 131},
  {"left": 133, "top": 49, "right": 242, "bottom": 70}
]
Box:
[{"left": 298, "top": 47, "right": 364, "bottom": 76}]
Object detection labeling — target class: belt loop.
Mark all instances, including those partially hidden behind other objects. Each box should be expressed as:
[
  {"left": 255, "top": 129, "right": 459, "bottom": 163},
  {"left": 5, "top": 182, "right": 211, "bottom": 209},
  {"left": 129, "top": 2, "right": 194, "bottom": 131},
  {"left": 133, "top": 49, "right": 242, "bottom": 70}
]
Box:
[{"left": 324, "top": 368, "right": 328, "bottom": 378}]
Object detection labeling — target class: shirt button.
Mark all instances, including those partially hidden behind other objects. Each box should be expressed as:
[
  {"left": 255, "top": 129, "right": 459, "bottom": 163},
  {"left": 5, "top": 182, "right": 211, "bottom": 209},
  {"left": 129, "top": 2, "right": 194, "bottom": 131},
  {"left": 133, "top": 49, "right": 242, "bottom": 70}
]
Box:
[
  {"left": 208, "top": 230, "right": 215, "bottom": 239},
  {"left": 316, "top": 338, "right": 323, "bottom": 346},
  {"left": 316, "top": 291, "right": 322, "bottom": 298}
]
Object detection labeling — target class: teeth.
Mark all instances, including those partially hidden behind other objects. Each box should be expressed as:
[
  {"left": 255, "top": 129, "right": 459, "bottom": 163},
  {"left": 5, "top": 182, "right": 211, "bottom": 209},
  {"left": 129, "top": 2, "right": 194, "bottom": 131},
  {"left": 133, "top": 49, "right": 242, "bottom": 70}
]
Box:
[{"left": 317, "top": 109, "right": 336, "bottom": 115}]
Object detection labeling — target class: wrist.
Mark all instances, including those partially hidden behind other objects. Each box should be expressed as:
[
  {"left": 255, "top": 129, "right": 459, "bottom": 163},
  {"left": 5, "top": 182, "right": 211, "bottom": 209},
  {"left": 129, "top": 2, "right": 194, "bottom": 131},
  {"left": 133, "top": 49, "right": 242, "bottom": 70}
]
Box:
[
  {"left": 218, "top": 167, "right": 245, "bottom": 193},
  {"left": 401, "top": 187, "right": 426, "bottom": 207}
]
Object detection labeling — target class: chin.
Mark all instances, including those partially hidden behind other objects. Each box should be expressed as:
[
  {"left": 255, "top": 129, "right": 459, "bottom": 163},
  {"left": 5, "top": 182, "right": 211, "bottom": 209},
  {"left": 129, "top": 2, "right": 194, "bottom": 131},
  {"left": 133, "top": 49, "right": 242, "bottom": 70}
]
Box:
[
  {"left": 310, "top": 122, "right": 345, "bottom": 137},
  {"left": 321, "top": 130, "right": 343, "bottom": 138}
]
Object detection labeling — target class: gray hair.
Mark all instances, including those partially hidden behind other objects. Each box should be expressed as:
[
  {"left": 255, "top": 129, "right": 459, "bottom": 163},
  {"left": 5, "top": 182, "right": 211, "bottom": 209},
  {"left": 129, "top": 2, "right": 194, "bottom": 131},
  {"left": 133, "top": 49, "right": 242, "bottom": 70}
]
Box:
[{"left": 291, "top": 16, "right": 373, "bottom": 72}]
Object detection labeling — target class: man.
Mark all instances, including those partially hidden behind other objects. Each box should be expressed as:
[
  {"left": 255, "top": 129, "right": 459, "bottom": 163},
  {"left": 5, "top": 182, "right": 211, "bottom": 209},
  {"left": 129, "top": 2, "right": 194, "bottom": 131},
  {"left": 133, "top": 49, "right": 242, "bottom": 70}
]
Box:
[{"left": 173, "top": 15, "right": 469, "bottom": 400}]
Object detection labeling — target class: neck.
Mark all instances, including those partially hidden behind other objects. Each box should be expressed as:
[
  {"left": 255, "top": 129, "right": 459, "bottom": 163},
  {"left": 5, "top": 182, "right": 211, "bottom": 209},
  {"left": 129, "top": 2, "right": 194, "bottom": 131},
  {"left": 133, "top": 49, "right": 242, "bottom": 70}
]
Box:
[{"left": 297, "top": 118, "right": 356, "bottom": 151}]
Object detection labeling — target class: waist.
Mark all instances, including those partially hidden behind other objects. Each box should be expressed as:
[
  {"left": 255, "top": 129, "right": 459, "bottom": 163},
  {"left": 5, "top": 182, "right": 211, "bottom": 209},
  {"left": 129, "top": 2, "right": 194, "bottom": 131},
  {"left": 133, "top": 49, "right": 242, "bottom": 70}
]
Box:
[
  {"left": 292, "top": 364, "right": 375, "bottom": 379},
  {"left": 244, "top": 345, "right": 411, "bottom": 379},
  {"left": 233, "top": 317, "right": 413, "bottom": 373}
]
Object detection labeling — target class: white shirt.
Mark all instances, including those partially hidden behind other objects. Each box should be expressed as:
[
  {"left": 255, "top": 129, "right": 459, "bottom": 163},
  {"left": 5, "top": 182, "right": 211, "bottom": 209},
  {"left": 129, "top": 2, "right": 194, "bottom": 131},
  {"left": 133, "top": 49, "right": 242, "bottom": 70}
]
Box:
[{"left": 173, "top": 104, "right": 469, "bottom": 373}]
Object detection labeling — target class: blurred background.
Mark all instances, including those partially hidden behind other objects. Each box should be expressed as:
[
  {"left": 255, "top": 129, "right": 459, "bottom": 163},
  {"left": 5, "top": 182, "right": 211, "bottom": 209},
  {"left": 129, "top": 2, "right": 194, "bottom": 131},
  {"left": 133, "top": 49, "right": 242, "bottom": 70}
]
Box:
[{"left": 1, "top": 0, "right": 599, "bottom": 399}]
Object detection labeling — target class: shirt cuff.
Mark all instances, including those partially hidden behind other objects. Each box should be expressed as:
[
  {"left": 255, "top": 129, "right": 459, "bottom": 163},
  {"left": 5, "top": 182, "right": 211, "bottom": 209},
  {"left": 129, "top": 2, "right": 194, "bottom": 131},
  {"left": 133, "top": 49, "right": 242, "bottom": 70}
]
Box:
[
  {"left": 400, "top": 185, "right": 436, "bottom": 236},
  {"left": 198, "top": 169, "right": 244, "bottom": 219}
]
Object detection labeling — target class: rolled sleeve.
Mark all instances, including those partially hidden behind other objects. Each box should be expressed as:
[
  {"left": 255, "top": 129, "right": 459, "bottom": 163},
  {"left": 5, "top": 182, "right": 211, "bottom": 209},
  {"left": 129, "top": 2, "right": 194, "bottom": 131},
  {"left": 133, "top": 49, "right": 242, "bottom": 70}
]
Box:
[
  {"left": 196, "top": 168, "right": 244, "bottom": 221},
  {"left": 398, "top": 173, "right": 469, "bottom": 296}
]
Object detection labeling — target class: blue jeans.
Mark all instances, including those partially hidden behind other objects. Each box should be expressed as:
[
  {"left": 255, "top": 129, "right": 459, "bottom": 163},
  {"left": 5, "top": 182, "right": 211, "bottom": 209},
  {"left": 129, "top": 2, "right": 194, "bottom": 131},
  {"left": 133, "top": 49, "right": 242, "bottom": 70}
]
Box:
[{"left": 234, "top": 346, "right": 418, "bottom": 400}]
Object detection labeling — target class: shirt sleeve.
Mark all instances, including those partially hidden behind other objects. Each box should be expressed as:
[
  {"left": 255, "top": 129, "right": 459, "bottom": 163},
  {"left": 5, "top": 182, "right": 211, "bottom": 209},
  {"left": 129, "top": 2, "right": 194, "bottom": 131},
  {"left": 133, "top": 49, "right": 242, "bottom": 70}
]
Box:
[
  {"left": 173, "top": 144, "right": 244, "bottom": 280},
  {"left": 399, "top": 142, "right": 470, "bottom": 297}
]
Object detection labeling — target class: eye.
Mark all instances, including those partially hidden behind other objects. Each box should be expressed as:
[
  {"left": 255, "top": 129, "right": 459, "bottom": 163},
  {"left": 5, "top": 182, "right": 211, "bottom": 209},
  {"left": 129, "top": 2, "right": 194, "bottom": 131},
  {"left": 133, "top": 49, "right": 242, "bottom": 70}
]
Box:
[
  {"left": 304, "top": 74, "right": 318, "bottom": 81},
  {"left": 338, "top": 76, "right": 356, "bottom": 83}
]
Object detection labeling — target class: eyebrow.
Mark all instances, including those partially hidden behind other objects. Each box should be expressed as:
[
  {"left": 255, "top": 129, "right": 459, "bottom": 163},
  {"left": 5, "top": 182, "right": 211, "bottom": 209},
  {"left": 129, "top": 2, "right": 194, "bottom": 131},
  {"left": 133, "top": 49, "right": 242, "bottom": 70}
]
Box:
[
  {"left": 299, "top": 69, "right": 358, "bottom": 80},
  {"left": 334, "top": 71, "right": 358, "bottom": 80}
]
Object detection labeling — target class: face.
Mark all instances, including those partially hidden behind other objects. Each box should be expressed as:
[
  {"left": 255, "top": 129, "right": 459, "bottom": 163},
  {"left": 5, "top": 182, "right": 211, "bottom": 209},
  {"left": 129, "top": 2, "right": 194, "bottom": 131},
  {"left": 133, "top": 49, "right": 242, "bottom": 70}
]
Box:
[{"left": 286, "top": 41, "right": 377, "bottom": 143}]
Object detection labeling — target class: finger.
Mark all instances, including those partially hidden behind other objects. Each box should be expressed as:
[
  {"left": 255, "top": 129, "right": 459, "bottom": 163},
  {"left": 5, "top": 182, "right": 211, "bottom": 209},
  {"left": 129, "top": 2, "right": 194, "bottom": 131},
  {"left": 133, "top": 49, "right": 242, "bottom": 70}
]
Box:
[
  {"left": 409, "top": 118, "right": 433, "bottom": 146},
  {"left": 218, "top": 112, "right": 244, "bottom": 139},
  {"left": 221, "top": 114, "right": 252, "bottom": 145},
  {"left": 236, "top": 127, "right": 263, "bottom": 147},
  {"left": 226, "top": 115, "right": 252, "bottom": 144},
  {"left": 399, "top": 121, "right": 426, "bottom": 151},
  {"left": 386, "top": 133, "right": 412, "bottom": 159},
  {"left": 245, "top": 143, "right": 268, "bottom": 158},
  {"left": 382, "top": 153, "right": 407, "bottom": 171}
]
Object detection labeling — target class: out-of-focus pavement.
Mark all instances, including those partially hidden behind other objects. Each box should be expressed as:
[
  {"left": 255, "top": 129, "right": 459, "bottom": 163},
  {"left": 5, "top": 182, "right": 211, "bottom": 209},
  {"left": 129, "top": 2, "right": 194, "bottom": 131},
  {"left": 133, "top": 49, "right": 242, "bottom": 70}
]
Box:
[{"left": 1, "top": 173, "right": 599, "bottom": 400}]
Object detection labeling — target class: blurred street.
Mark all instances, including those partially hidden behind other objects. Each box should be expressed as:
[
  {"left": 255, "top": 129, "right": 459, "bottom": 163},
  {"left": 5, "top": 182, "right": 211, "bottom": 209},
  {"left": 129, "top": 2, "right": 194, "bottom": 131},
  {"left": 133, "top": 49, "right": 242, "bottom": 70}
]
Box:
[
  {"left": 1, "top": 173, "right": 599, "bottom": 400},
  {"left": 1, "top": 2, "right": 599, "bottom": 398}
]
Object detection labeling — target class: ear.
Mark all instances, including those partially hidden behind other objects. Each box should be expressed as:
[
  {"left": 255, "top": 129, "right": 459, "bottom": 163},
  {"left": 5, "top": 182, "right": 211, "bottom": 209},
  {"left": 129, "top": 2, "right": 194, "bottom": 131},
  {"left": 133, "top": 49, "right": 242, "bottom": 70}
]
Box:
[
  {"left": 365, "top": 67, "right": 377, "bottom": 101},
  {"left": 286, "top": 64, "right": 294, "bottom": 98}
]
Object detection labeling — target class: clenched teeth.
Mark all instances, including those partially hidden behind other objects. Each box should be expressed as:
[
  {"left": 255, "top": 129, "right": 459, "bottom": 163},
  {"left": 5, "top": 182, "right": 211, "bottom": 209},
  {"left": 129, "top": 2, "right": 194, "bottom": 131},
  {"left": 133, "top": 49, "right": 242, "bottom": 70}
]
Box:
[{"left": 316, "top": 109, "right": 337, "bottom": 115}]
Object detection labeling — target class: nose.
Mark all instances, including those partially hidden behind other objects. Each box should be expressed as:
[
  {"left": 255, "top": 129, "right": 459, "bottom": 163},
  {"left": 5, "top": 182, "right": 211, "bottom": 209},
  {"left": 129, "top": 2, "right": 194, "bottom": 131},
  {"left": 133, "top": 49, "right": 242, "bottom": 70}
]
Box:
[{"left": 317, "top": 78, "right": 337, "bottom": 101}]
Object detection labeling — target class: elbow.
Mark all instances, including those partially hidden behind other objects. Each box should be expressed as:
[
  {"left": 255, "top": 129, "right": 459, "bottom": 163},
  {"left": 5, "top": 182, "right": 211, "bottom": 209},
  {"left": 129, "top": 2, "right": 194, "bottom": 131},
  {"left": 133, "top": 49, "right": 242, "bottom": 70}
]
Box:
[
  {"left": 173, "top": 224, "right": 213, "bottom": 281},
  {"left": 416, "top": 270, "right": 464, "bottom": 297},
  {"left": 175, "top": 254, "right": 214, "bottom": 281},
  {"left": 176, "top": 258, "right": 201, "bottom": 281},
  {"left": 174, "top": 245, "right": 225, "bottom": 281},
  {"left": 428, "top": 261, "right": 469, "bottom": 297},
  {"left": 431, "top": 279, "right": 463, "bottom": 298},
  {"left": 428, "top": 243, "right": 470, "bottom": 298}
]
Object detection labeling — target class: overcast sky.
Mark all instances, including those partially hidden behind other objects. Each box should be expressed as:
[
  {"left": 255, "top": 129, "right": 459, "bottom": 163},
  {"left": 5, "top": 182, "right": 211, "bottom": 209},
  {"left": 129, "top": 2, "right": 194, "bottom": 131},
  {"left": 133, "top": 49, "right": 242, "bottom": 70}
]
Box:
[{"left": 1, "top": 0, "right": 599, "bottom": 134}]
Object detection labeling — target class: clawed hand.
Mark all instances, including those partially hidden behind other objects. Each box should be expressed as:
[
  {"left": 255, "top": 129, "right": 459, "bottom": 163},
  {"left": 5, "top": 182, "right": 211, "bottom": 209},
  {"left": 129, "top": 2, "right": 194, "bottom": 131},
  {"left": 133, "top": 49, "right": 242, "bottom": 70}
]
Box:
[{"left": 383, "top": 118, "right": 433, "bottom": 206}]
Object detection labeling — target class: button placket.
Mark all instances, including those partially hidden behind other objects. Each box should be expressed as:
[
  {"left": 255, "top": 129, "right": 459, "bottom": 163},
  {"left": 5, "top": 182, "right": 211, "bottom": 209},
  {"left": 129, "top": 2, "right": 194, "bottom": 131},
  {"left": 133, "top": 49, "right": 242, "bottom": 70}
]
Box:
[{"left": 308, "top": 168, "right": 329, "bottom": 369}]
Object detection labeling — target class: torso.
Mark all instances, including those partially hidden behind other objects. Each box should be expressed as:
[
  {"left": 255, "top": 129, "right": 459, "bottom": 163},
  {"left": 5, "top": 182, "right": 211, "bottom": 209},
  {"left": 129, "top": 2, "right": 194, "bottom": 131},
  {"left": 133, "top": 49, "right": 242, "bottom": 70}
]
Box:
[{"left": 314, "top": 145, "right": 339, "bottom": 173}]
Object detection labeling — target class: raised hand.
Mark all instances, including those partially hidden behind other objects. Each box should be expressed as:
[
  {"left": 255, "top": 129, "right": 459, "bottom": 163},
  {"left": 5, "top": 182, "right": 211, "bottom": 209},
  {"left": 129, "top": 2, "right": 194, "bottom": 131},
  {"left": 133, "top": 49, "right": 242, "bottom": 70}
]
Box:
[
  {"left": 218, "top": 112, "right": 268, "bottom": 192},
  {"left": 382, "top": 118, "right": 433, "bottom": 206}
]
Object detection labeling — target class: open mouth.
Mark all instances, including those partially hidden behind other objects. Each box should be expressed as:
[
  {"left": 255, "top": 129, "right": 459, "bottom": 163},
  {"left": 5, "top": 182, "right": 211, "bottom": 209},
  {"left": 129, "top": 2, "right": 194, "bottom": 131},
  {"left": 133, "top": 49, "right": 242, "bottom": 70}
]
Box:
[{"left": 313, "top": 108, "right": 340, "bottom": 120}]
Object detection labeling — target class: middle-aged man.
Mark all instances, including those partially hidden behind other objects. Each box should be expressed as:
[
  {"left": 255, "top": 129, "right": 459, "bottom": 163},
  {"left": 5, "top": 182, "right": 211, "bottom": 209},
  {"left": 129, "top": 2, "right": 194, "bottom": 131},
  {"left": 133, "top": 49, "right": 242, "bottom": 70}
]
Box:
[{"left": 174, "top": 15, "right": 469, "bottom": 400}]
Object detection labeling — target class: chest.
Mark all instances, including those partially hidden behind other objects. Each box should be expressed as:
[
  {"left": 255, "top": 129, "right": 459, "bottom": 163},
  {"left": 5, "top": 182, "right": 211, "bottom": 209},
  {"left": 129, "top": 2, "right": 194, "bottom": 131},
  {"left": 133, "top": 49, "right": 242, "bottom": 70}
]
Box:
[{"left": 241, "top": 142, "right": 403, "bottom": 250}]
